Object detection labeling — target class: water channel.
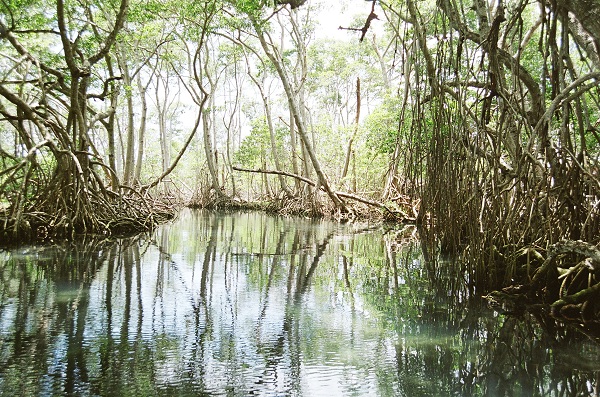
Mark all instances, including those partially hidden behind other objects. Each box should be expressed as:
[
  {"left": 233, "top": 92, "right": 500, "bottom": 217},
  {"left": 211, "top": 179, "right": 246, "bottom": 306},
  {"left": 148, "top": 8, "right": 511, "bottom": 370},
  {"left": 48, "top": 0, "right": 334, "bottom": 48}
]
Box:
[{"left": 1, "top": 209, "right": 599, "bottom": 396}]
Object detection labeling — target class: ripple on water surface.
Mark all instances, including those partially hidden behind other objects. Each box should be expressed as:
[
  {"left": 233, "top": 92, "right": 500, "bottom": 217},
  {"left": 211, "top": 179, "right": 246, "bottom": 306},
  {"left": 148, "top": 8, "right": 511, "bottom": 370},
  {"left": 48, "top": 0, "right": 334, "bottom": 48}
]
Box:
[{"left": 1, "top": 210, "right": 599, "bottom": 397}]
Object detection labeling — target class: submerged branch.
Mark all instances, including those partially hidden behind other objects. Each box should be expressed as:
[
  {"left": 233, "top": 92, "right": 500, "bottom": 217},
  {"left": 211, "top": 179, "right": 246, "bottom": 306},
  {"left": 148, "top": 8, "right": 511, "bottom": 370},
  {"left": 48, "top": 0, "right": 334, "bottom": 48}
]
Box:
[
  {"left": 531, "top": 240, "right": 600, "bottom": 287},
  {"left": 491, "top": 240, "right": 600, "bottom": 325}
]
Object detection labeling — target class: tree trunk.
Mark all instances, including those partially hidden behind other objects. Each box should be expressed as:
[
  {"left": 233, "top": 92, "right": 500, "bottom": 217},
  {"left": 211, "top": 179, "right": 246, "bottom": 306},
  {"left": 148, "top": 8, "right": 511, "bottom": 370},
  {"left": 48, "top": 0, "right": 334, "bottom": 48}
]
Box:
[
  {"left": 342, "top": 78, "right": 360, "bottom": 184},
  {"left": 251, "top": 18, "right": 347, "bottom": 210},
  {"left": 246, "top": 66, "right": 293, "bottom": 197},
  {"left": 120, "top": 54, "right": 136, "bottom": 186},
  {"left": 100, "top": 54, "right": 120, "bottom": 189},
  {"left": 289, "top": 109, "right": 302, "bottom": 193},
  {"left": 201, "top": 50, "right": 222, "bottom": 195},
  {"left": 134, "top": 72, "right": 149, "bottom": 183},
  {"left": 155, "top": 75, "right": 171, "bottom": 175}
]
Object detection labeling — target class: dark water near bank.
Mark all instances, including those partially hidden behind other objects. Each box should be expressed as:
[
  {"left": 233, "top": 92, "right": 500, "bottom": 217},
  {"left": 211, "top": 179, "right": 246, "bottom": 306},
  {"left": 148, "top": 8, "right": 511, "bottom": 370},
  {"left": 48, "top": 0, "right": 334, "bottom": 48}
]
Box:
[{"left": 1, "top": 210, "right": 599, "bottom": 396}]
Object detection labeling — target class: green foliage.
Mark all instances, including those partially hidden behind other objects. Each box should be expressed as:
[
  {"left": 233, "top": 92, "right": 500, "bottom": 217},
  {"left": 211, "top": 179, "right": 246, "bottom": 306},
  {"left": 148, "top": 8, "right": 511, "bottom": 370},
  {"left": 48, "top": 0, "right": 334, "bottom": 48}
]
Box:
[
  {"left": 364, "top": 97, "right": 403, "bottom": 155},
  {"left": 0, "top": 3, "right": 64, "bottom": 75},
  {"left": 230, "top": 0, "right": 268, "bottom": 16},
  {"left": 0, "top": 0, "right": 54, "bottom": 29},
  {"left": 234, "top": 117, "right": 289, "bottom": 173},
  {"left": 234, "top": 118, "right": 270, "bottom": 167},
  {"left": 213, "top": 0, "right": 277, "bottom": 31},
  {"left": 584, "top": 105, "right": 600, "bottom": 154},
  {"left": 127, "top": 0, "right": 165, "bottom": 24},
  {"left": 306, "top": 39, "right": 363, "bottom": 102}
]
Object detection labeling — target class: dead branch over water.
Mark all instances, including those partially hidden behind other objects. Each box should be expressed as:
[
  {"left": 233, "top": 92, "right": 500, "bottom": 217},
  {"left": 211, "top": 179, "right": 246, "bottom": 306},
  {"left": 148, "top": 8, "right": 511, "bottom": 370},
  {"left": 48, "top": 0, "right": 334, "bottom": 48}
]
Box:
[{"left": 232, "top": 165, "right": 417, "bottom": 221}]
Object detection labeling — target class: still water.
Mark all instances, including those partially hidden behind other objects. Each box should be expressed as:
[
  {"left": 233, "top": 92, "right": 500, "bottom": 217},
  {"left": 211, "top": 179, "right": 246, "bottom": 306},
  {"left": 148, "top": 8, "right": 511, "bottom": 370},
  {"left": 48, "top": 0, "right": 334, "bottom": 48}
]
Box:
[{"left": 0, "top": 209, "right": 598, "bottom": 396}]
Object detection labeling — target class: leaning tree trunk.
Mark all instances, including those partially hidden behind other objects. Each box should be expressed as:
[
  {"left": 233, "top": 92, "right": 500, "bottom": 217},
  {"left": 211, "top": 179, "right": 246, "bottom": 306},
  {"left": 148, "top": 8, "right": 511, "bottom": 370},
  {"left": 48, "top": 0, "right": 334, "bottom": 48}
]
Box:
[
  {"left": 134, "top": 72, "right": 150, "bottom": 184},
  {"left": 251, "top": 18, "right": 348, "bottom": 212}
]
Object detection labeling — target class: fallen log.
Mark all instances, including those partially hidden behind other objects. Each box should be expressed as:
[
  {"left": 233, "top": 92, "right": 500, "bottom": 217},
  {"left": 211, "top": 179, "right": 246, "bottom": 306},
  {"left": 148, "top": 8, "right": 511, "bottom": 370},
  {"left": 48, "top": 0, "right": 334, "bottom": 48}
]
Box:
[{"left": 232, "top": 166, "right": 415, "bottom": 221}]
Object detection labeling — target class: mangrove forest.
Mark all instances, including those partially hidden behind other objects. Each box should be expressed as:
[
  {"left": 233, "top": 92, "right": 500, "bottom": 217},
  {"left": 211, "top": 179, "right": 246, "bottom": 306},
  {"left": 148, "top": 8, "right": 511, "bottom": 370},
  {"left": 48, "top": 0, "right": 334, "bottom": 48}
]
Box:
[{"left": 1, "top": 0, "right": 600, "bottom": 339}]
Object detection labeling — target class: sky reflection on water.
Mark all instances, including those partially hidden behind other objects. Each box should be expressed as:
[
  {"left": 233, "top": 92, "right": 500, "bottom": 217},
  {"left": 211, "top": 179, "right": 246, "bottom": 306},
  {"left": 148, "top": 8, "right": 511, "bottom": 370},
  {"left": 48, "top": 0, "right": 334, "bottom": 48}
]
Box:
[{"left": 0, "top": 209, "right": 599, "bottom": 396}]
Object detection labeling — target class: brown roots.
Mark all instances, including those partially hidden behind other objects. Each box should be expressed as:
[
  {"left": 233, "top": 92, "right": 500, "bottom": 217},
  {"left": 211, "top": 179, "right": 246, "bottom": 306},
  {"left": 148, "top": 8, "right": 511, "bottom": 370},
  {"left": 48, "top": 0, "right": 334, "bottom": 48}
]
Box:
[
  {"left": 485, "top": 239, "right": 600, "bottom": 331},
  {"left": 0, "top": 196, "right": 177, "bottom": 246}
]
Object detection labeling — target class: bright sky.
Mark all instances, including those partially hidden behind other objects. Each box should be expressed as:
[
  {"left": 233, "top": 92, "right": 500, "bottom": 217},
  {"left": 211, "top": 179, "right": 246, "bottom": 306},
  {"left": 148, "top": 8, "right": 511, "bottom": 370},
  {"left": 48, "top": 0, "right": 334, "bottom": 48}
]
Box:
[{"left": 313, "top": 0, "right": 381, "bottom": 41}]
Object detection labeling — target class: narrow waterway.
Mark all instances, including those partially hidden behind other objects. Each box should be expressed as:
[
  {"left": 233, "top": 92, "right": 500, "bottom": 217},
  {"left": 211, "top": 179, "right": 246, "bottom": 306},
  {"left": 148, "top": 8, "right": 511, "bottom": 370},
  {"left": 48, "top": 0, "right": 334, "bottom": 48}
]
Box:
[{"left": 0, "top": 209, "right": 598, "bottom": 396}]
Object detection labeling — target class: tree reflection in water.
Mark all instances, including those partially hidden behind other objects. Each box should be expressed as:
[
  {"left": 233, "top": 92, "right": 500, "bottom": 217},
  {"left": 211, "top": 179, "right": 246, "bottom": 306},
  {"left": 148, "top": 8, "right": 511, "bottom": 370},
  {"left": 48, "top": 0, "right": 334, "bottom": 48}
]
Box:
[{"left": 0, "top": 209, "right": 599, "bottom": 396}]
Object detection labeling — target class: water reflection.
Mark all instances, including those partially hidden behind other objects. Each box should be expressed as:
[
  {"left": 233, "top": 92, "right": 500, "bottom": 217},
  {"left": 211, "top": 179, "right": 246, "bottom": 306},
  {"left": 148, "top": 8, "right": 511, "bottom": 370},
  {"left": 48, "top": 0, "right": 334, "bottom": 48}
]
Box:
[{"left": 0, "top": 209, "right": 599, "bottom": 396}]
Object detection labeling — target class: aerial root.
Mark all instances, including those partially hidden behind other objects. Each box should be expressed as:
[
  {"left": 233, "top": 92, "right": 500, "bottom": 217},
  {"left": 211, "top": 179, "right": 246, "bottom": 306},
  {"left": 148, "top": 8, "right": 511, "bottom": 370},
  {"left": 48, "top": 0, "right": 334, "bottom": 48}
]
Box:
[
  {"left": 0, "top": 188, "right": 178, "bottom": 244},
  {"left": 488, "top": 239, "right": 600, "bottom": 326}
]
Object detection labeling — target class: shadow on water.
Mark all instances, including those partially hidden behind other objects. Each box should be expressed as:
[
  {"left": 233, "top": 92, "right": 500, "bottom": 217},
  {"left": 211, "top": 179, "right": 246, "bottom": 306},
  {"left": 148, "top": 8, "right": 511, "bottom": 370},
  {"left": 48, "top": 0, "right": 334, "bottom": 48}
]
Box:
[{"left": 0, "top": 208, "right": 599, "bottom": 396}]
